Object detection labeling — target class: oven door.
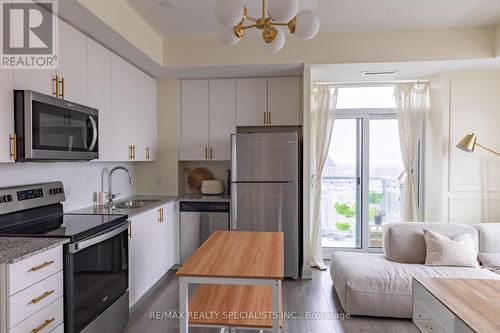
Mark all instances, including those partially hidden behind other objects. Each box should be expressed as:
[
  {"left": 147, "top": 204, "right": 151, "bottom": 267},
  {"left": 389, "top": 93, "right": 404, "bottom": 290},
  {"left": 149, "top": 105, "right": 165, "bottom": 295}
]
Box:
[
  {"left": 66, "top": 222, "right": 128, "bottom": 333},
  {"left": 24, "top": 90, "right": 99, "bottom": 160}
]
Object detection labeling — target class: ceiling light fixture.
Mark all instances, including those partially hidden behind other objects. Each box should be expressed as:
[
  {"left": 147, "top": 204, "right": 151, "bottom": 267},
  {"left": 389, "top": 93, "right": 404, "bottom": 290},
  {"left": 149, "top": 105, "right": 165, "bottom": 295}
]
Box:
[{"left": 215, "top": 0, "right": 320, "bottom": 52}]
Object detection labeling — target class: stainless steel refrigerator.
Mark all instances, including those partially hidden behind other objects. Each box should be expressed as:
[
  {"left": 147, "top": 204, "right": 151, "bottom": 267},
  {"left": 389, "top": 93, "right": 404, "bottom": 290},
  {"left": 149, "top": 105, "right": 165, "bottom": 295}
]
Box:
[{"left": 231, "top": 132, "right": 300, "bottom": 278}]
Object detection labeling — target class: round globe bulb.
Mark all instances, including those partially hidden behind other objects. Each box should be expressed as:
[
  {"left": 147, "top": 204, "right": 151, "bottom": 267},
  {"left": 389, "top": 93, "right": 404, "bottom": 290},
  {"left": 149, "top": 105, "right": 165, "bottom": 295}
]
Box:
[
  {"left": 217, "top": 27, "right": 240, "bottom": 45},
  {"left": 294, "top": 10, "right": 320, "bottom": 40},
  {"left": 269, "top": 0, "right": 298, "bottom": 22},
  {"left": 263, "top": 29, "right": 285, "bottom": 52},
  {"left": 214, "top": 0, "right": 245, "bottom": 27}
]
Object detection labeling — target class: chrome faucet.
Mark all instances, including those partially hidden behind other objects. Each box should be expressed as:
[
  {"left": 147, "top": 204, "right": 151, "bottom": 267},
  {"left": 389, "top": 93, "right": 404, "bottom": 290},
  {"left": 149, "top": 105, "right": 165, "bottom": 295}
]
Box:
[{"left": 108, "top": 166, "right": 133, "bottom": 206}]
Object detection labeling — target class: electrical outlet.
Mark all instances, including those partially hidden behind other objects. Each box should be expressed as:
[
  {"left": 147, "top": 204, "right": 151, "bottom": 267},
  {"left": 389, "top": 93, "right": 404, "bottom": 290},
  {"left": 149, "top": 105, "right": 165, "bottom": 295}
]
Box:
[{"left": 65, "top": 186, "right": 71, "bottom": 198}]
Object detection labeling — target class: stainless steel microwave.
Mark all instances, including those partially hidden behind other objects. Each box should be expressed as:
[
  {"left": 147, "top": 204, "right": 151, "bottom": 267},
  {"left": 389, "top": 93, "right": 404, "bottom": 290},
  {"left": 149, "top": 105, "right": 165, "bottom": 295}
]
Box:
[{"left": 14, "top": 90, "right": 99, "bottom": 161}]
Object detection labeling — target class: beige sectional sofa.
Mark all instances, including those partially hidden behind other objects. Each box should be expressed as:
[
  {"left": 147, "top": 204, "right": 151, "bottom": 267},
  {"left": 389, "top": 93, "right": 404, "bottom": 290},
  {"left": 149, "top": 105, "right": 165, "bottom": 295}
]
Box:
[{"left": 330, "top": 223, "right": 500, "bottom": 318}]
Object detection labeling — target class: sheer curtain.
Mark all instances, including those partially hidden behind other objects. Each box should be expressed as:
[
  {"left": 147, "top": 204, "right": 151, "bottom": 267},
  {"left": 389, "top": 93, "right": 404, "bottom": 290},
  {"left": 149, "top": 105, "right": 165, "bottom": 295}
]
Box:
[
  {"left": 310, "top": 85, "right": 337, "bottom": 269},
  {"left": 395, "top": 83, "right": 428, "bottom": 222}
]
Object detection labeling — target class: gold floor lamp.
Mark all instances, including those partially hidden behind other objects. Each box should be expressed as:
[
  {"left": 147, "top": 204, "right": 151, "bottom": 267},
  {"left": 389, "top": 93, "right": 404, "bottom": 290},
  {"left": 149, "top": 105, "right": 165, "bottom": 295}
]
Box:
[{"left": 456, "top": 133, "right": 500, "bottom": 157}]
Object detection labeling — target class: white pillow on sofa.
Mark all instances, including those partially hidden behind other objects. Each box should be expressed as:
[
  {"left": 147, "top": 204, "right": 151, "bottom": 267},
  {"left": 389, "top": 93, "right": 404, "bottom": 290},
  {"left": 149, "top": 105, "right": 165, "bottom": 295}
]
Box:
[{"left": 423, "top": 229, "right": 479, "bottom": 268}]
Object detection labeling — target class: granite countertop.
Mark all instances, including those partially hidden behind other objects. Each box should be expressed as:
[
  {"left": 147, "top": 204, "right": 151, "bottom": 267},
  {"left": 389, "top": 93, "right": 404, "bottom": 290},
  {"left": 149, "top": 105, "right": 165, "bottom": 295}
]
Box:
[
  {"left": 0, "top": 237, "right": 69, "bottom": 264},
  {"left": 69, "top": 195, "right": 179, "bottom": 218},
  {"left": 178, "top": 193, "right": 231, "bottom": 202}
]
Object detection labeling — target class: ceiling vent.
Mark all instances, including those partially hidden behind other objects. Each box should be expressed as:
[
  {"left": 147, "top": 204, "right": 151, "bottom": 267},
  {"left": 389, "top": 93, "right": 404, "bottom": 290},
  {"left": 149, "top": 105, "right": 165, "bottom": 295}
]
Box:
[{"left": 361, "top": 70, "right": 398, "bottom": 77}]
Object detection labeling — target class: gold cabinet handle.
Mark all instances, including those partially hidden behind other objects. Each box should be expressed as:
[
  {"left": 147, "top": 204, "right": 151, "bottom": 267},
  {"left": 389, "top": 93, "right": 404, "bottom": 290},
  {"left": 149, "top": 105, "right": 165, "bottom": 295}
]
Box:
[
  {"left": 264, "top": 112, "right": 267, "bottom": 124},
  {"left": 158, "top": 208, "right": 161, "bottom": 223},
  {"left": 9, "top": 134, "right": 17, "bottom": 160},
  {"left": 59, "top": 77, "right": 64, "bottom": 99},
  {"left": 268, "top": 112, "right": 271, "bottom": 124},
  {"left": 205, "top": 147, "right": 208, "bottom": 160},
  {"left": 29, "top": 261, "right": 54, "bottom": 272},
  {"left": 30, "top": 290, "right": 55, "bottom": 304},
  {"left": 31, "top": 317, "right": 55, "bottom": 333},
  {"left": 52, "top": 75, "right": 59, "bottom": 97},
  {"left": 210, "top": 147, "right": 213, "bottom": 160},
  {"left": 132, "top": 145, "right": 136, "bottom": 160},
  {"left": 146, "top": 147, "right": 150, "bottom": 160},
  {"left": 128, "top": 220, "right": 132, "bottom": 238}
]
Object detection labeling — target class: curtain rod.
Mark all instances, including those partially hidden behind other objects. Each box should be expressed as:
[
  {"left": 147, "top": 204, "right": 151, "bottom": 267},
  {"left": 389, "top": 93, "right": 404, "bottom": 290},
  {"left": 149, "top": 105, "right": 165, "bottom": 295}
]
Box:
[{"left": 312, "top": 80, "right": 429, "bottom": 86}]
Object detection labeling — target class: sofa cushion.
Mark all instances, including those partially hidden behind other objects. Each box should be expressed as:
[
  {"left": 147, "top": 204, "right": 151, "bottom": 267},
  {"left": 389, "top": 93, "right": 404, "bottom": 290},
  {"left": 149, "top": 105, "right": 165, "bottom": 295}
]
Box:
[
  {"left": 383, "top": 222, "right": 479, "bottom": 264},
  {"left": 423, "top": 229, "right": 479, "bottom": 268},
  {"left": 472, "top": 223, "right": 500, "bottom": 253},
  {"left": 478, "top": 253, "right": 500, "bottom": 267},
  {"left": 330, "top": 252, "right": 499, "bottom": 318}
]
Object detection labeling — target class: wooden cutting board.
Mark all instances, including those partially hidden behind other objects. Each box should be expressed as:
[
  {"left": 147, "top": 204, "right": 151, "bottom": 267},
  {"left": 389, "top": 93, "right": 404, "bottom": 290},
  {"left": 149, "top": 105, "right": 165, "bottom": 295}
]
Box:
[{"left": 187, "top": 168, "right": 215, "bottom": 193}]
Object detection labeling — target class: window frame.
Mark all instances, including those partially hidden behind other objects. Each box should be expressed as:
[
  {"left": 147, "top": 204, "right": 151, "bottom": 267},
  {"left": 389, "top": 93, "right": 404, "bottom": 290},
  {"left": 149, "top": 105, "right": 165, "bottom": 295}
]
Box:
[{"left": 321, "top": 108, "right": 424, "bottom": 257}]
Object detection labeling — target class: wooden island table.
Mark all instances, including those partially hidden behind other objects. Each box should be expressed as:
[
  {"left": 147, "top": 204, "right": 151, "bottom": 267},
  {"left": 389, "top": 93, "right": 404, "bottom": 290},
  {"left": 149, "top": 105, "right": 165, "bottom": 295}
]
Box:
[{"left": 176, "top": 231, "right": 284, "bottom": 333}]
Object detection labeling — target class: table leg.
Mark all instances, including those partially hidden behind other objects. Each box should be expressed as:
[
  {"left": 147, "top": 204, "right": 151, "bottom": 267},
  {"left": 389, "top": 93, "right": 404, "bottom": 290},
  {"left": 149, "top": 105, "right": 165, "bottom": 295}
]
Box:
[
  {"left": 272, "top": 279, "right": 281, "bottom": 333},
  {"left": 179, "top": 277, "right": 189, "bottom": 333}
]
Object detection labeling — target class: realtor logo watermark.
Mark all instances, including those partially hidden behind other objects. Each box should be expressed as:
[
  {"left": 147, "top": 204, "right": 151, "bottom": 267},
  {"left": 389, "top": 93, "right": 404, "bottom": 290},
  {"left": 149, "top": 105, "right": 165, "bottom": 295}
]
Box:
[{"left": 1, "top": 0, "right": 57, "bottom": 69}]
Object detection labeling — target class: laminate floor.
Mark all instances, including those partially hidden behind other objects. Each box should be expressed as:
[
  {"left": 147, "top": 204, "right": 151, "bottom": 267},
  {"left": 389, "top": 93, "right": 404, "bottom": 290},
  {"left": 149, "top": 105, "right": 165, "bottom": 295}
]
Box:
[{"left": 121, "top": 266, "right": 419, "bottom": 333}]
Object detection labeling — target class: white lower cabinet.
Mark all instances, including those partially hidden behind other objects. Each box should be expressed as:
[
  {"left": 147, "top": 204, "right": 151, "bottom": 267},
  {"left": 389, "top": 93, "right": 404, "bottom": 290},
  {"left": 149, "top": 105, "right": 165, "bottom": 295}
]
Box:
[
  {"left": 0, "top": 246, "right": 64, "bottom": 333},
  {"left": 128, "top": 202, "right": 178, "bottom": 307}
]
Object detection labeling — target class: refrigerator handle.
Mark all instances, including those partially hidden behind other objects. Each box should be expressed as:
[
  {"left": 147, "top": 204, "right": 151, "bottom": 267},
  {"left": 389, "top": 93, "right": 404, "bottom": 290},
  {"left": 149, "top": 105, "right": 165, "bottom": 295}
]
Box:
[{"left": 230, "top": 183, "right": 237, "bottom": 230}]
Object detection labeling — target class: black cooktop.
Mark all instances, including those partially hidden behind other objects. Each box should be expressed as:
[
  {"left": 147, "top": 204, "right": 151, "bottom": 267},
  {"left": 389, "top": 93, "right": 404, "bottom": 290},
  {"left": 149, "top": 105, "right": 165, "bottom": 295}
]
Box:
[{"left": 0, "top": 213, "right": 127, "bottom": 242}]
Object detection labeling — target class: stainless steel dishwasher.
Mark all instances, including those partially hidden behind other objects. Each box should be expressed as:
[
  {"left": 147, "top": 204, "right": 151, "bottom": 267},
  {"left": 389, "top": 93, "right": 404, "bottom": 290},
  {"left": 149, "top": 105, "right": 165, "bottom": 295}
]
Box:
[{"left": 179, "top": 201, "right": 230, "bottom": 264}]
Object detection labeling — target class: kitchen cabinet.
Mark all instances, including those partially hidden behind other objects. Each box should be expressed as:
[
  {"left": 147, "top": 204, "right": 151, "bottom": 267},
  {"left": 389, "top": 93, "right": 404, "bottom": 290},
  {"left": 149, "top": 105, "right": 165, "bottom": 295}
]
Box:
[
  {"left": 13, "top": 69, "right": 54, "bottom": 96},
  {"left": 0, "top": 246, "right": 64, "bottom": 333},
  {"left": 179, "top": 80, "right": 209, "bottom": 160},
  {"left": 267, "top": 77, "right": 301, "bottom": 125},
  {"left": 87, "top": 39, "right": 113, "bottom": 161},
  {"left": 0, "top": 69, "right": 14, "bottom": 163},
  {"left": 179, "top": 79, "right": 236, "bottom": 161},
  {"left": 128, "top": 202, "right": 177, "bottom": 307},
  {"left": 236, "top": 78, "right": 268, "bottom": 126},
  {"left": 111, "top": 54, "right": 157, "bottom": 162},
  {"left": 209, "top": 79, "right": 236, "bottom": 160},
  {"left": 56, "top": 20, "right": 88, "bottom": 105}
]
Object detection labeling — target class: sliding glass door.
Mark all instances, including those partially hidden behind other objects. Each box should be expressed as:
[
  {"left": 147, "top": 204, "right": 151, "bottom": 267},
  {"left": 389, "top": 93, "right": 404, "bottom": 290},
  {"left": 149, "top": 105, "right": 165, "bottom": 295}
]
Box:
[{"left": 321, "top": 114, "right": 410, "bottom": 252}]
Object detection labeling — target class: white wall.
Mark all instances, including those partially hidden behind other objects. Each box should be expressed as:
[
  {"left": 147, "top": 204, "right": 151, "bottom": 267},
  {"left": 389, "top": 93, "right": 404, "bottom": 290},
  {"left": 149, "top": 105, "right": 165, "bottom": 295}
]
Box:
[
  {"left": 426, "top": 70, "right": 500, "bottom": 223},
  {"left": 0, "top": 162, "right": 136, "bottom": 211}
]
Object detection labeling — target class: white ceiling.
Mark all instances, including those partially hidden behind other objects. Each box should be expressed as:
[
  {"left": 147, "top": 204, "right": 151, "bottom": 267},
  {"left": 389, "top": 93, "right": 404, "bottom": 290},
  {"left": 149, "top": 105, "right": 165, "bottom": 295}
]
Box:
[
  {"left": 126, "top": 0, "right": 500, "bottom": 37},
  {"left": 310, "top": 59, "right": 500, "bottom": 83}
]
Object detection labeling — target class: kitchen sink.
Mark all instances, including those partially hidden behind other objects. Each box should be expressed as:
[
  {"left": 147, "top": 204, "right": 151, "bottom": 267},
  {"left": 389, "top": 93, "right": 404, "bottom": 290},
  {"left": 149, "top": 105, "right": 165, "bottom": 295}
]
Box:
[{"left": 111, "top": 199, "right": 160, "bottom": 210}]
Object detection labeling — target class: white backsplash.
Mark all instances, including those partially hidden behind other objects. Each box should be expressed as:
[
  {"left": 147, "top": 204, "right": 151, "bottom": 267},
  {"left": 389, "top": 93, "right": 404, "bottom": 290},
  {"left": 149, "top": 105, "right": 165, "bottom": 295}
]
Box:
[{"left": 0, "top": 162, "right": 136, "bottom": 211}]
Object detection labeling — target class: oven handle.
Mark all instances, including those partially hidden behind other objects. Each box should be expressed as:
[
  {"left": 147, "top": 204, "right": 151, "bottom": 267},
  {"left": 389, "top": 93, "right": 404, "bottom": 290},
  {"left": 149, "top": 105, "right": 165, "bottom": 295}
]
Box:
[
  {"left": 69, "top": 222, "right": 128, "bottom": 254},
  {"left": 88, "top": 116, "right": 98, "bottom": 152}
]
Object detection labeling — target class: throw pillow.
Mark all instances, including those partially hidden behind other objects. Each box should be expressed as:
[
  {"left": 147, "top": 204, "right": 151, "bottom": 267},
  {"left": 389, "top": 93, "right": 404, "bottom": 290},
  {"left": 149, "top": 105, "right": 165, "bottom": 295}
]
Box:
[{"left": 423, "top": 229, "right": 479, "bottom": 268}]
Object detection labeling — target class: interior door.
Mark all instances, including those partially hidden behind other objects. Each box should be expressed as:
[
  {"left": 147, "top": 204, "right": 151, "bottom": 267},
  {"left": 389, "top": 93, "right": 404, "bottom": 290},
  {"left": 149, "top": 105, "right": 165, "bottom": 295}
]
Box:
[
  {"left": 231, "top": 182, "right": 298, "bottom": 277},
  {"left": 209, "top": 79, "right": 235, "bottom": 160}
]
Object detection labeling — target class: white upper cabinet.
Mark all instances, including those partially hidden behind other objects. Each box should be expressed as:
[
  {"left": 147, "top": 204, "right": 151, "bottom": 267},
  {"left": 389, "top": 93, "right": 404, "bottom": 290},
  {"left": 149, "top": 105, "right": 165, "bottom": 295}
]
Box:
[
  {"left": 0, "top": 70, "right": 14, "bottom": 163},
  {"left": 179, "top": 80, "right": 209, "bottom": 160},
  {"left": 267, "top": 77, "right": 301, "bottom": 126},
  {"left": 236, "top": 78, "right": 267, "bottom": 126},
  {"left": 87, "top": 39, "right": 112, "bottom": 161},
  {"left": 111, "top": 54, "right": 157, "bottom": 162},
  {"left": 57, "top": 20, "right": 88, "bottom": 105},
  {"left": 209, "top": 79, "right": 236, "bottom": 160}
]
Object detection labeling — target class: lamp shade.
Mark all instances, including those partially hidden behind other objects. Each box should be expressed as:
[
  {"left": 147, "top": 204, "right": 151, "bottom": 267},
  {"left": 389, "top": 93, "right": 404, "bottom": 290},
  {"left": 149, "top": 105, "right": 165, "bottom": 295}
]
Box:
[
  {"left": 217, "top": 27, "right": 240, "bottom": 45},
  {"left": 269, "top": 0, "right": 298, "bottom": 22},
  {"left": 215, "top": 0, "right": 244, "bottom": 27},
  {"left": 263, "top": 29, "right": 285, "bottom": 52},
  {"left": 294, "top": 10, "right": 320, "bottom": 40},
  {"left": 456, "top": 133, "right": 477, "bottom": 153}
]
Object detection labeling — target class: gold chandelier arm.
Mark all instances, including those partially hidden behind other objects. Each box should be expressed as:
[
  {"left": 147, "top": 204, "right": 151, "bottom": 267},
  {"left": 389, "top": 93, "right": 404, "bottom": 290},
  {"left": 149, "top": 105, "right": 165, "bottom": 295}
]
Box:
[
  {"left": 241, "top": 23, "right": 259, "bottom": 30},
  {"left": 262, "top": 0, "right": 266, "bottom": 18},
  {"left": 245, "top": 15, "right": 257, "bottom": 22},
  {"left": 270, "top": 22, "right": 289, "bottom": 26}
]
